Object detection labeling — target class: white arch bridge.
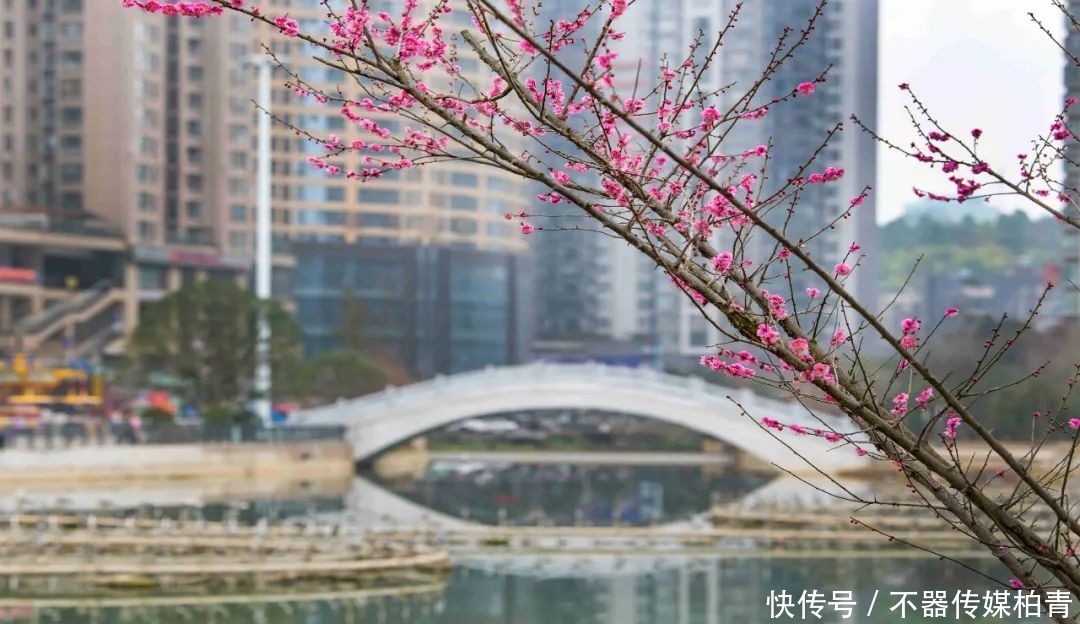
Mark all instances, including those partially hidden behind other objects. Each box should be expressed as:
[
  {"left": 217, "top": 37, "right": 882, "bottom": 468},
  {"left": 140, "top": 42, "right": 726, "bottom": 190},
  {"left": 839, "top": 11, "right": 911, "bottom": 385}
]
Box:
[{"left": 289, "top": 363, "right": 869, "bottom": 474}]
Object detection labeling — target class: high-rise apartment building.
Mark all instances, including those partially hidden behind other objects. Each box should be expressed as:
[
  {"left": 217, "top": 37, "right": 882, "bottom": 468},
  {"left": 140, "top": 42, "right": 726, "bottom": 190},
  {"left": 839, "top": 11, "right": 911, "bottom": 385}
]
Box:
[
  {"left": 1062, "top": 0, "right": 1080, "bottom": 318},
  {"left": 530, "top": 0, "right": 877, "bottom": 363},
  {"left": 662, "top": 0, "right": 879, "bottom": 362},
  {"left": 717, "top": 0, "right": 879, "bottom": 304},
  {"left": 255, "top": 3, "right": 529, "bottom": 258},
  {"left": 258, "top": 1, "right": 533, "bottom": 376},
  {"left": 532, "top": 0, "right": 724, "bottom": 353},
  {"left": 0, "top": 0, "right": 259, "bottom": 342},
  {"left": 0, "top": 0, "right": 260, "bottom": 252},
  {"left": 0, "top": 1, "right": 534, "bottom": 371}
]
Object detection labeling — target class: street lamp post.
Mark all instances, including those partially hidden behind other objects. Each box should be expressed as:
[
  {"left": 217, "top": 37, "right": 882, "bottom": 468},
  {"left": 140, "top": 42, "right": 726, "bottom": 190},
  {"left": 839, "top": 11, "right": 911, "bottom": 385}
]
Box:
[{"left": 250, "top": 55, "right": 273, "bottom": 427}]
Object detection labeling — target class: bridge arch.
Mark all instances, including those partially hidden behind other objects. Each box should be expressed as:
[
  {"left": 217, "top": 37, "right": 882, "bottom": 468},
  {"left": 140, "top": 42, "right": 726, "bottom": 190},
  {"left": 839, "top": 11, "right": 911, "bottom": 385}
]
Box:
[{"left": 291, "top": 363, "right": 868, "bottom": 474}]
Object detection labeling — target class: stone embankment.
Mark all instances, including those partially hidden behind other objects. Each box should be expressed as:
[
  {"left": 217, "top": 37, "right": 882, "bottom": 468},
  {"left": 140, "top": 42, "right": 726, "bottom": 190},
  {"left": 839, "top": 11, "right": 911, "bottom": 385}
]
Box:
[{"left": 0, "top": 441, "right": 354, "bottom": 484}]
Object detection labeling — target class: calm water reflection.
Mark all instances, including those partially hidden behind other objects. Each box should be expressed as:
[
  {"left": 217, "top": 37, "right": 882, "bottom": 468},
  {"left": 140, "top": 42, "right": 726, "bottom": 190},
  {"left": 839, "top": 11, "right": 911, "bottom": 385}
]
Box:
[
  {"left": 363, "top": 463, "right": 772, "bottom": 526},
  {"left": 4, "top": 557, "right": 1012, "bottom": 623},
  {"left": 0, "top": 463, "right": 1023, "bottom": 623}
]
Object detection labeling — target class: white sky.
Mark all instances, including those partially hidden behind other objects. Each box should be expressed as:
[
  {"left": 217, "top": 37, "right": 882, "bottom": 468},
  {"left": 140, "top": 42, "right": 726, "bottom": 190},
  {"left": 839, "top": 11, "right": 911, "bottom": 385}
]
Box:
[{"left": 877, "top": 0, "right": 1065, "bottom": 222}]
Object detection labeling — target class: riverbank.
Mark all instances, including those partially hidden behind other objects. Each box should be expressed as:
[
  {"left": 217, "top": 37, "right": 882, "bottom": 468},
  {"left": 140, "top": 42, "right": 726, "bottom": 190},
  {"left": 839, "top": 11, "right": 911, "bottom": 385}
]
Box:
[{"left": 0, "top": 441, "right": 354, "bottom": 485}]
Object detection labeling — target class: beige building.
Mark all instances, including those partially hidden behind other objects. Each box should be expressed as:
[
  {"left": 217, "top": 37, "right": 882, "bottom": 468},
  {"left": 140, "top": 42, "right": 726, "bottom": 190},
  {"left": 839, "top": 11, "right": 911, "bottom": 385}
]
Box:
[
  {"left": 0, "top": 0, "right": 259, "bottom": 341},
  {"left": 0, "top": 1, "right": 254, "bottom": 251},
  {"left": 0, "top": 0, "right": 530, "bottom": 357},
  {"left": 253, "top": 1, "right": 528, "bottom": 257},
  {"left": 0, "top": 0, "right": 530, "bottom": 254}
]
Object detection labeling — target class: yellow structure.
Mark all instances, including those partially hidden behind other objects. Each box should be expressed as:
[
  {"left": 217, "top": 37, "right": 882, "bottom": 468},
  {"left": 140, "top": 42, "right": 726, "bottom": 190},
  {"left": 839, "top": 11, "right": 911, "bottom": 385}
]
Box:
[{"left": 0, "top": 353, "right": 103, "bottom": 424}]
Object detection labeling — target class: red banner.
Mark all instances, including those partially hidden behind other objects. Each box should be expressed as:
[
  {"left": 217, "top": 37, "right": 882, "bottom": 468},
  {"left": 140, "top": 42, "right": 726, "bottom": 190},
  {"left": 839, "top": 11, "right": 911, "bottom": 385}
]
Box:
[{"left": 0, "top": 267, "right": 37, "bottom": 283}]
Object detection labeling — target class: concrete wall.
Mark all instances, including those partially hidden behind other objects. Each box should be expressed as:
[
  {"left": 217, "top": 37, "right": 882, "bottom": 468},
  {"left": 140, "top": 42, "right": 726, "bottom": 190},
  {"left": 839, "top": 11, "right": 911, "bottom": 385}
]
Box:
[{"left": 0, "top": 442, "right": 353, "bottom": 485}]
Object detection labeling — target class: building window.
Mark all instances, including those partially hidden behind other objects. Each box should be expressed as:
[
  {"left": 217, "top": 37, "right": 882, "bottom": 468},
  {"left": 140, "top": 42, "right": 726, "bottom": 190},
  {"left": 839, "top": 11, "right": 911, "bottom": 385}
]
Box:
[
  {"left": 229, "top": 178, "right": 248, "bottom": 194},
  {"left": 450, "top": 195, "right": 477, "bottom": 211},
  {"left": 139, "top": 136, "right": 158, "bottom": 155},
  {"left": 138, "top": 265, "right": 165, "bottom": 290},
  {"left": 298, "top": 185, "right": 344, "bottom": 202},
  {"left": 186, "top": 174, "right": 203, "bottom": 191},
  {"left": 357, "top": 213, "right": 399, "bottom": 228},
  {"left": 58, "top": 22, "right": 83, "bottom": 41},
  {"left": 186, "top": 147, "right": 202, "bottom": 164},
  {"left": 297, "top": 209, "right": 347, "bottom": 226},
  {"left": 228, "top": 231, "right": 247, "bottom": 251},
  {"left": 59, "top": 51, "right": 82, "bottom": 69},
  {"left": 135, "top": 164, "right": 157, "bottom": 183},
  {"left": 59, "top": 79, "right": 81, "bottom": 97},
  {"left": 60, "top": 107, "right": 82, "bottom": 126},
  {"left": 59, "top": 135, "right": 82, "bottom": 155},
  {"left": 187, "top": 119, "right": 203, "bottom": 136},
  {"left": 450, "top": 172, "right": 478, "bottom": 187},
  {"left": 59, "top": 163, "right": 82, "bottom": 183},
  {"left": 186, "top": 201, "right": 202, "bottom": 219},
  {"left": 137, "top": 221, "right": 157, "bottom": 242},
  {"left": 357, "top": 189, "right": 400, "bottom": 204},
  {"left": 134, "top": 22, "right": 157, "bottom": 42},
  {"left": 230, "top": 204, "right": 247, "bottom": 222},
  {"left": 186, "top": 66, "right": 204, "bottom": 82},
  {"left": 450, "top": 218, "right": 477, "bottom": 234},
  {"left": 136, "top": 52, "right": 159, "bottom": 72},
  {"left": 137, "top": 108, "right": 159, "bottom": 126},
  {"left": 59, "top": 192, "right": 82, "bottom": 211},
  {"left": 138, "top": 192, "right": 157, "bottom": 213},
  {"left": 487, "top": 176, "right": 508, "bottom": 191}
]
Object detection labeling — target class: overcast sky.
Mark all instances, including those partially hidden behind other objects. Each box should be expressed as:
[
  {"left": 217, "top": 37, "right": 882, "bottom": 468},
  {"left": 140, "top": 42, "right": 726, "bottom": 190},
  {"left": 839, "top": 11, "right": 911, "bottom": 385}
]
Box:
[{"left": 877, "top": 0, "right": 1065, "bottom": 223}]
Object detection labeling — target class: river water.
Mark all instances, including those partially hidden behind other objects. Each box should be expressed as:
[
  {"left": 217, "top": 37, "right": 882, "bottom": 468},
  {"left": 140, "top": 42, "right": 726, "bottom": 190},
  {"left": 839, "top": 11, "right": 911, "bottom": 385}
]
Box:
[{"left": 0, "top": 463, "right": 1029, "bottom": 623}]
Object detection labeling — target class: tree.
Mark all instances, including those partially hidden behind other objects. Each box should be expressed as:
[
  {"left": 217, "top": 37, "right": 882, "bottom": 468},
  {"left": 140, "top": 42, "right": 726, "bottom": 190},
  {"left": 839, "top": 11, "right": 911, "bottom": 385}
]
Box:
[
  {"left": 340, "top": 291, "right": 368, "bottom": 354},
  {"left": 128, "top": 0, "right": 1080, "bottom": 611},
  {"left": 127, "top": 279, "right": 301, "bottom": 414},
  {"left": 296, "top": 349, "right": 390, "bottom": 404}
]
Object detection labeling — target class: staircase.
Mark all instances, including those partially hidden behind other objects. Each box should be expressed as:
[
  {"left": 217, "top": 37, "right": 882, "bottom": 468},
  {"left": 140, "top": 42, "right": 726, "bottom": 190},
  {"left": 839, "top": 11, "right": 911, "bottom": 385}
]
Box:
[{"left": 10, "top": 281, "right": 123, "bottom": 360}]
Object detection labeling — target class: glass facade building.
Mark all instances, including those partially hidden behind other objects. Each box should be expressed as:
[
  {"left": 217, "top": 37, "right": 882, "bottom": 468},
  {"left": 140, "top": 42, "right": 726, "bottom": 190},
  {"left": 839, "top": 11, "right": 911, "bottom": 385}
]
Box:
[{"left": 291, "top": 241, "right": 531, "bottom": 379}]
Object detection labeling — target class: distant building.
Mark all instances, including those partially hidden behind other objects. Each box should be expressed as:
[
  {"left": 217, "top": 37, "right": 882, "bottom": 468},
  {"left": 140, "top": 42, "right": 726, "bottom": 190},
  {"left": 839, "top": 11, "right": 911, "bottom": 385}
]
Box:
[
  {"left": 532, "top": 338, "right": 654, "bottom": 368},
  {"left": 884, "top": 266, "right": 1050, "bottom": 332},
  {"left": 534, "top": 1, "right": 879, "bottom": 363},
  {"left": 531, "top": 0, "right": 725, "bottom": 351},
  {"left": 651, "top": 0, "right": 880, "bottom": 363},
  {"left": 290, "top": 241, "right": 531, "bottom": 379},
  {"left": 1062, "top": 0, "right": 1080, "bottom": 317}
]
